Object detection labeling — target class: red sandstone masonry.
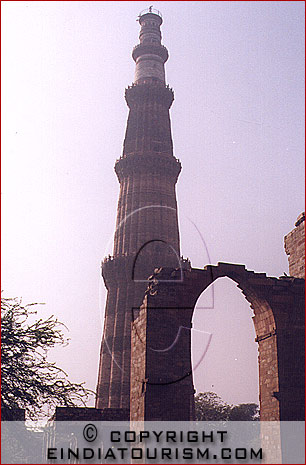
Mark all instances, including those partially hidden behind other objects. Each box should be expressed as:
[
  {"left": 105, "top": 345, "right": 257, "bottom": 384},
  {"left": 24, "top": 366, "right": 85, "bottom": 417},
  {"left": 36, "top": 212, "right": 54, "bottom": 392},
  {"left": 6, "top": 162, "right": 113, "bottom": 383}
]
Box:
[
  {"left": 284, "top": 212, "right": 305, "bottom": 278},
  {"left": 96, "top": 12, "right": 182, "bottom": 410},
  {"left": 130, "top": 263, "right": 304, "bottom": 421}
]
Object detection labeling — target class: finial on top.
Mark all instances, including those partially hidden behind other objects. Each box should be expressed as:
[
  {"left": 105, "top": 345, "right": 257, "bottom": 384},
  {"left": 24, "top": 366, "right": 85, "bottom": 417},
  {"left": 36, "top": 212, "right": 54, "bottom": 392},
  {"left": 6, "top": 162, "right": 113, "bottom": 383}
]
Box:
[{"left": 138, "top": 6, "right": 163, "bottom": 19}]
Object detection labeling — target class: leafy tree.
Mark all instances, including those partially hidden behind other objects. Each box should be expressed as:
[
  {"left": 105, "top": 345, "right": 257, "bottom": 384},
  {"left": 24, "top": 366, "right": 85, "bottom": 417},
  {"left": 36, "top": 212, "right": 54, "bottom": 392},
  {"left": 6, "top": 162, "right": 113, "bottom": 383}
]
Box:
[
  {"left": 1, "top": 296, "right": 94, "bottom": 419},
  {"left": 228, "top": 403, "right": 260, "bottom": 421},
  {"left": 195, "top": 392, "right": 260, "bottom": 421},
  {"left": 194, "top": 392, "right": 231, "bottom": 421}
]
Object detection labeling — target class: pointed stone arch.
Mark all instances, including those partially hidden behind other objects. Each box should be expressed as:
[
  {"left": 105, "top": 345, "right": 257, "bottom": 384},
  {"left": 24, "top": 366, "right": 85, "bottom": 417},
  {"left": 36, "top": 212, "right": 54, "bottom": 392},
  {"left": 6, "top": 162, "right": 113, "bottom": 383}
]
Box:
[{"left": 130, "top": 263, "right": 304, "bottom": 421}]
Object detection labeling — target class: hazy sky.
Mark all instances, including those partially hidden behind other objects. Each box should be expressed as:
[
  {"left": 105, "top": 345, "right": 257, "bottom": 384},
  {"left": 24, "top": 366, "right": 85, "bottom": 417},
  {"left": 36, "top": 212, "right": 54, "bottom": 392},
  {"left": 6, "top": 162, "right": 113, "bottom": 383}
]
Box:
[{"left": 2, "top": 1, "right": 304, "bottom": 407}]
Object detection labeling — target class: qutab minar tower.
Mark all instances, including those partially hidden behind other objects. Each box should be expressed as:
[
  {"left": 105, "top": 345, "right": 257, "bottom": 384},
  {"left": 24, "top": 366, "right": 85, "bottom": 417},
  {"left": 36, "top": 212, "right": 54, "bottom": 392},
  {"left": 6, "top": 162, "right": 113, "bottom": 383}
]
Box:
[{"left": 96, "top": 8, "right": 186, "bottom": 411}]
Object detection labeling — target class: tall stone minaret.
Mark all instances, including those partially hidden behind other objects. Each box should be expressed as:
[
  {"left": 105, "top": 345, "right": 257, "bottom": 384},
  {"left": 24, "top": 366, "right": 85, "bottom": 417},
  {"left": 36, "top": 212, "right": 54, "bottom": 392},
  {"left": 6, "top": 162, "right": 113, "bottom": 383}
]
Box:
[{"left": 96, "top": 9, "right": 182, "bottom": 410}]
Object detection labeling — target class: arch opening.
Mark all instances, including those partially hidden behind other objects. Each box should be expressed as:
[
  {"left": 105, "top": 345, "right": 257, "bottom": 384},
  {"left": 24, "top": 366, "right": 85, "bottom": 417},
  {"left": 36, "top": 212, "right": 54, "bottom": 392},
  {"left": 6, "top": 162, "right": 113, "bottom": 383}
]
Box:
[{"left": 192, "top": 276, "right": 259, "bottom": 410}]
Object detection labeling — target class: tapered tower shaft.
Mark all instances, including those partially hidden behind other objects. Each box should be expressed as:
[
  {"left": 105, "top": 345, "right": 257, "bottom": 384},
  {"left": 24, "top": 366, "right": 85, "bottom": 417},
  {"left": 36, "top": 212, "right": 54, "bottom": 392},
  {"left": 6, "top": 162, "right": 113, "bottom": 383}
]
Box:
[{"left": 96, "top": 10, "right": 181, "bottom": 410}]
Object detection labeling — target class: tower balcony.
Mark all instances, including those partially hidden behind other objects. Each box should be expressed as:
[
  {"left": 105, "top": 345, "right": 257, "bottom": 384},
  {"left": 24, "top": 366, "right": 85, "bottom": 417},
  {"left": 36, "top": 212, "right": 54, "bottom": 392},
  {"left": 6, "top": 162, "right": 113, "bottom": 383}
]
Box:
[
  {"left": 132, "top": 44, "right": 169, "bottom": 63},
  {"left": 114, "top": 152, "right": 181, "bottom": 183},
  {"left": 125, "top": 82, "right": 174, "bottom": 108}
]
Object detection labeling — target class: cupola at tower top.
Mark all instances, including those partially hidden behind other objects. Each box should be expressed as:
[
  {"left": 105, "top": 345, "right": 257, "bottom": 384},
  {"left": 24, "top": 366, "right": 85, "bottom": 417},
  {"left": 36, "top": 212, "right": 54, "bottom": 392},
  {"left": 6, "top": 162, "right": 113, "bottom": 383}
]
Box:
[{"left": 132, "top": 8, "right": 168, "bottom": 84}]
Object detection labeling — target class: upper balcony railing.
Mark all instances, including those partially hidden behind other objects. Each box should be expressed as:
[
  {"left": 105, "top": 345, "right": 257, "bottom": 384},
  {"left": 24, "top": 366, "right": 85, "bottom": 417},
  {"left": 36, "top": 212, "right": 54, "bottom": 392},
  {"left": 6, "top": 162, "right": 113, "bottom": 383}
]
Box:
[{"left": 138, "top": 7, "right": 162, "bottom": 19}]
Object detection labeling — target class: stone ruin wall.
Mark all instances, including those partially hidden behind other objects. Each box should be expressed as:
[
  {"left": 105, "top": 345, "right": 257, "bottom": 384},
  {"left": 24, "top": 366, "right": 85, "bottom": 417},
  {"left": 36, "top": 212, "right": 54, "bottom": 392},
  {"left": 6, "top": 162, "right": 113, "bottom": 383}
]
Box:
[{"left": 284, "top": 212, "right": 305, "bottom": 278}]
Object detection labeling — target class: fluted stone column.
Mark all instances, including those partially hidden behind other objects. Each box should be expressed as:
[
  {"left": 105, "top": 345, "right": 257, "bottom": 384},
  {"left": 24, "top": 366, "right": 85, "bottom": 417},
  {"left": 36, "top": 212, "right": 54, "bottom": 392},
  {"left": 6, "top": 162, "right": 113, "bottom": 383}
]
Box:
[{"left": 96, "top": 10, "right": 182, "bottom": 410}]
